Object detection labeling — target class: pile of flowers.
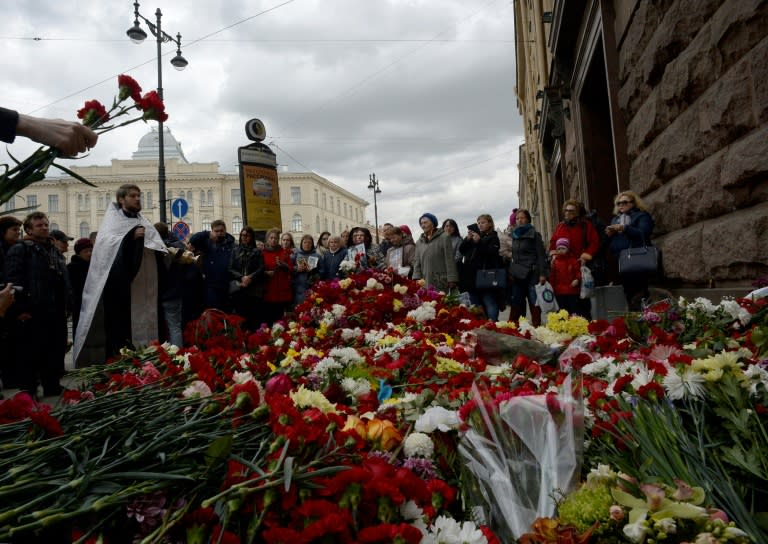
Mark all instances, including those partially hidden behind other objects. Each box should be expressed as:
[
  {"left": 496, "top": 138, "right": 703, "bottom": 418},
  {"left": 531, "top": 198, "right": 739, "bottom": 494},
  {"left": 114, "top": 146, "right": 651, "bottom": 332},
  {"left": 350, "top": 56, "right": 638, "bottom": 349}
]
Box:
[
  {"left": 0, "top": 74, "right": 167, "bottom": 207},
  {"left": 1, "top": 269, "right": 767, "bottom": 543}
]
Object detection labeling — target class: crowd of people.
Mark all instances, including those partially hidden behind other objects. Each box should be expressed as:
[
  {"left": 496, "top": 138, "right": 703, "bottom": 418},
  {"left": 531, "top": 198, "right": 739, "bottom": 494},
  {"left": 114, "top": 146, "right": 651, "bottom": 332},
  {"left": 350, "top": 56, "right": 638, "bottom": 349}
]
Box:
[{"left": 0, "top": 184, "right": 656, "bottom": 399}]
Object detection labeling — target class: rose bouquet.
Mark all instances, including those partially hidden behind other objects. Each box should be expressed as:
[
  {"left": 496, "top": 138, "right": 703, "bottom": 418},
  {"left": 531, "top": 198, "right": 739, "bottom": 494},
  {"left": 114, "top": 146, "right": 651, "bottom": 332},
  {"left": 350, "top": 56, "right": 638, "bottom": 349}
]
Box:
[{"left": 0, "top": 74, "right": 167, "bottom": 207}]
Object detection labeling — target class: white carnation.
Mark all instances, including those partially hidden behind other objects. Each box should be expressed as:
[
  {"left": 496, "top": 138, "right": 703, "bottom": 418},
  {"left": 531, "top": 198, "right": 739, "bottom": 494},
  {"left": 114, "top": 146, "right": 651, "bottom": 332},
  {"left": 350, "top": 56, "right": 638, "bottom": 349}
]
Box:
[
  {"left": 341, "top": 377, "right": 371, "bottom": 397},
  {"left": 403, "top": 432, "right": 435, "bottom": 458},
  {"left": 232, "top": 370, "right": 255, "bottom": 384},
  {"left": 182, "top": 380, "right": 212, "bottom": 399}
]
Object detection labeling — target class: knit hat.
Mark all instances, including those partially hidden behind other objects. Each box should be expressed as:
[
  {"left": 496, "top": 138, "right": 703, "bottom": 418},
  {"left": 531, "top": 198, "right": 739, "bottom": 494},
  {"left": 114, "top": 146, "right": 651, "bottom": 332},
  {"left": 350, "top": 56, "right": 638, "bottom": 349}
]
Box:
[
  {"left": 555, "top": 237, "right": 570, "bottom": 250},
  {"left": 419, "top": 213, "right": 438, "bottom": 228},
  {"left": 74, "top": 237, "right": 93, "bottom": 254}
]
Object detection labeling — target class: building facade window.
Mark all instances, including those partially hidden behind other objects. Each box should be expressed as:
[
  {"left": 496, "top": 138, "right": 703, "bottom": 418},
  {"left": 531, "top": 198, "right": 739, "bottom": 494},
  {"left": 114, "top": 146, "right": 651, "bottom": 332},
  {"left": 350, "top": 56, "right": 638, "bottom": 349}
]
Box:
[
  {"left": 355, "top": 208, "right": 359, "bottom": 222},
  {"left": 337, "top": 198, "right": 341, "bottom": 214},
  {"left": 202, "top": 218, "right": 212, "bottom": 231},
  {"left": 315, "top": 214, "right": 320, "bottom": 232},
  {"left": 323, "top": 193, "right": 327, "bottom": 210},
  {"left": 343, "top": 202, "right": 347, "bottom": 217},
  {"left": 292, "top": 213, "right": 302, "bottom": 232},
  {"left": 50, "top": 222, "right": 59, "bottom": 231},
  {"left": 232, "top": 216, "right": 243, "bottom": 233},
  {"left": 231, "top": 188, "right": 241, "bottom": 207},
  {"left": 332, "top": 220, "right": 335, "bottom": 234},
  {"left": 145, "top": 191, "right": 153, "bottom": 210},
  {"left": 324, "top": 217, "right": 329, "bottom": 231},
  {"left": 4, "top": 196, "right": 15, "bottom": 212},
  {"left": 77, "top": 194, "right": 84, "bottom": 211},
  {"left": 199, "top": 190, "right": 205, "bottom": 207},
  {"left": 49, "top": 194, "right": 59, "bottom": 213},
  {"left": 314, "top": 189, "right": 319, "bottom": 206},
  {"left": 26, "top": 194, "right": 37, "bottom": 208},
  {"left": 291, "top": 186, "right": 301, "bottom": 204},
  {"left": 207, "top": 190, "right": 213, "bottom": 207},
  {"left": 186, "top": 191, "right": 193, "bottom": 205},
  {"left": 79, "top": 221, "right": 89, "bottom": 239}
]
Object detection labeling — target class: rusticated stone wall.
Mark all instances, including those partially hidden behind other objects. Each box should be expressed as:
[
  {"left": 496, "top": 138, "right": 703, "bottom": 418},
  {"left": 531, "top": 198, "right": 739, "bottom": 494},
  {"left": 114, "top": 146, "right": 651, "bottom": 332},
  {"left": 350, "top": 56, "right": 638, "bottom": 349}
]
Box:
[{"left": 616, "top": 0, "right": 768, "bottom": 285}]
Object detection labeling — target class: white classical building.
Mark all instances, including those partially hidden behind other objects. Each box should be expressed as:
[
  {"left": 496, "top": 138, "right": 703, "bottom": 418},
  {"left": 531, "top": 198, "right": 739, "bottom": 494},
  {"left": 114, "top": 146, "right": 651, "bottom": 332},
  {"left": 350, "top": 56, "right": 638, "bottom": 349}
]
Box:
[{"left": 4, "top": 127, "right": 369, "bottom": 246}]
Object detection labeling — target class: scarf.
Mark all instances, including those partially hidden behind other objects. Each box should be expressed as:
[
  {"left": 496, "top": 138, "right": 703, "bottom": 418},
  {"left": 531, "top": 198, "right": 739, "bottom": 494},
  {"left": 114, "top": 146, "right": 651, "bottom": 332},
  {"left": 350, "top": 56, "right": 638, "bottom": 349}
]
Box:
[{"left": 512, "top": 224, "right": 533, "bottom": 239}]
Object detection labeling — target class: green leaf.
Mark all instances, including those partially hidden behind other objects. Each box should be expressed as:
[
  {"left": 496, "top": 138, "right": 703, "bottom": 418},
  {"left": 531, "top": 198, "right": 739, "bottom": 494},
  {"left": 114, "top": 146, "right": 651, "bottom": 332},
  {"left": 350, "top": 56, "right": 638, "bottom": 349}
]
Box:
[
  {"left": 204, "top": 435, "right": 233, "bottom": 468},
  {"left": 51, "top": 162, "right": 97, "bottom": 187}
]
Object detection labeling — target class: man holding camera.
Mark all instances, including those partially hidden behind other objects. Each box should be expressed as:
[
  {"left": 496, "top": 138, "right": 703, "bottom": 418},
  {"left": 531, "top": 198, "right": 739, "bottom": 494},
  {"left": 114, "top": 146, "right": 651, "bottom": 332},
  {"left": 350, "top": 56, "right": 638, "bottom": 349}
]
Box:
[{"left": 4, "top": 211, "right": 69, "bottom": 397}]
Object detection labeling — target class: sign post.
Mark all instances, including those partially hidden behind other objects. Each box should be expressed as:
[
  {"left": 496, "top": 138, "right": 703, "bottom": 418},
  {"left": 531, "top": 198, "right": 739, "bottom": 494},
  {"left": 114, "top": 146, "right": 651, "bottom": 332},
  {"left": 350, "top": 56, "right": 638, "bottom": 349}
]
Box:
[{"left": 237, "top": 119, "right": 281, "bottom": 237}]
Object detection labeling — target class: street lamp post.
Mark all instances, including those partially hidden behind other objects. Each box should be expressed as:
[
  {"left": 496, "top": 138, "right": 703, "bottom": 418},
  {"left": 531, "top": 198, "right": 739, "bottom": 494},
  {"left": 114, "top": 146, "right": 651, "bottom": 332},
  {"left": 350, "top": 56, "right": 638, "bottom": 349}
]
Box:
[
  {"left": 367, "top": 173, "right": 382, "bottom": 243},
  {"left": 126, "top": 0, "right": 188, "bottom": 224}
]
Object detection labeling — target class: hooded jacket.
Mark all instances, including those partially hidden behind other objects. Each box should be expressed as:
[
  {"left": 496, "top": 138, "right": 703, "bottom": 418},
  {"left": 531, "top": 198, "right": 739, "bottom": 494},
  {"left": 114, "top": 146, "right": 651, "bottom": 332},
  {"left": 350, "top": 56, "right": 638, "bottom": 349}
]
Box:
[{"left": 412, "top": 228, "right": 458, "bottom": 291}]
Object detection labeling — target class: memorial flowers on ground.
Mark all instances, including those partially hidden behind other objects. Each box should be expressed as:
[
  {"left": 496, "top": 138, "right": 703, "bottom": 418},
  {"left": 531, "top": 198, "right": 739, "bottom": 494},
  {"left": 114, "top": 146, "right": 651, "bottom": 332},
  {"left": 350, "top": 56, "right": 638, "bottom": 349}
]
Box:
[{"left": 0, "top": 269, "right": 766, "bottom": 542}]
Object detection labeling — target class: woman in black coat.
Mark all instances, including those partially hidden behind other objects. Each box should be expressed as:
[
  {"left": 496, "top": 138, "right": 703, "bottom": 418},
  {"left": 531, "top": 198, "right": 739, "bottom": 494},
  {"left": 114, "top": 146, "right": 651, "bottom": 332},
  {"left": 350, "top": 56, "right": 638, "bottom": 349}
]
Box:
[
  {"left": 229, "top": 226, "right": 265, "bottom": 331},
  {"left": 459, "top": 214, "right": 504, "bottom": 321}
]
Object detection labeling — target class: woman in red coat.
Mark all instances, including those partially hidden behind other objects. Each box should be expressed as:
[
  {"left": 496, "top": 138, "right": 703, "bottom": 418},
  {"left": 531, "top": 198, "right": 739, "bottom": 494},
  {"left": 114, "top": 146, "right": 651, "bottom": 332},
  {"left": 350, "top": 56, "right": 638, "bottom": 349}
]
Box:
[{"left": 261, "top": 227, "right": 293, "bottom": 326}]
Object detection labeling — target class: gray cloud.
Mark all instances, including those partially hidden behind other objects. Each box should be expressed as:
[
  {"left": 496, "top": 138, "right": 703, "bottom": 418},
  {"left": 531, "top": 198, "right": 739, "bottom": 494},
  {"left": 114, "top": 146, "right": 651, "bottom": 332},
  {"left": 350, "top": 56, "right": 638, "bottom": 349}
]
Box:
[{"left": 2, "top": 0, "right": 523, "bottom": 234}]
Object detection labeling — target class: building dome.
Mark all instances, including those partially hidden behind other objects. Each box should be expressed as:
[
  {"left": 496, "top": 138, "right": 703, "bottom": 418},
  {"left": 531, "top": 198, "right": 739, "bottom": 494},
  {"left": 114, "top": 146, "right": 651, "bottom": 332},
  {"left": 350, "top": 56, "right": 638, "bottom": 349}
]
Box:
[{"left": 132, "top": 126, "right": 189, "bottom": 164}]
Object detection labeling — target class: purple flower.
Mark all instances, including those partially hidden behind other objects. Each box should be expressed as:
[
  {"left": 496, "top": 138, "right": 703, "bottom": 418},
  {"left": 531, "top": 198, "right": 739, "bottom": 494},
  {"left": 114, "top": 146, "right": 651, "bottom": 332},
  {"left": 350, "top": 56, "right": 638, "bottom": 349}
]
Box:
[{"left": 126, "top": 492, "right": 167, "bottom": 533}]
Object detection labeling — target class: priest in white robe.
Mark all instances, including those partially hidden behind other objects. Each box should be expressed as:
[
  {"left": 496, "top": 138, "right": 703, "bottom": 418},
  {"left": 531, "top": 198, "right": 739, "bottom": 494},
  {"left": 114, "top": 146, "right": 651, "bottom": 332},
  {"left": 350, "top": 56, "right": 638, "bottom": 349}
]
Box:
[{"left": 74, "top": 184, "right": 167, "bottom": 366}]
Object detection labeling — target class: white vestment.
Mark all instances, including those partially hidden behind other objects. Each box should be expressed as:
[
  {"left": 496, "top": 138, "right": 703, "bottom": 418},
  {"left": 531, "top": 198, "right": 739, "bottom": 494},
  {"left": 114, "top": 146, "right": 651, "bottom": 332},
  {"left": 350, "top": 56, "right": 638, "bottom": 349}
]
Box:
[{"left": 74, "top": 204, "right": 167, "bottom": 366}]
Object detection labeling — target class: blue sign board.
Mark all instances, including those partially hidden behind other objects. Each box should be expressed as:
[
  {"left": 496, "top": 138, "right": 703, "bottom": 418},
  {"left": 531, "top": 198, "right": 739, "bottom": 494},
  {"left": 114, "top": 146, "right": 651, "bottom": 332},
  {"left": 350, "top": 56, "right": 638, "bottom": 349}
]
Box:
[
  {"left": 171, "top": 198, "right": 189, "bottom": 219},
  {"left": 172, "top": 221, "right": 190, "bottom": 241}
]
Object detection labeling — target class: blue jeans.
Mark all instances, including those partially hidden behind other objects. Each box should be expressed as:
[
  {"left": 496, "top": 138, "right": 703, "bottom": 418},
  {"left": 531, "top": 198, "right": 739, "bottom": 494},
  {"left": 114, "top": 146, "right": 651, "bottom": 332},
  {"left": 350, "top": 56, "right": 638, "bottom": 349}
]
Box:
[
  {"left": 509, "top": 279, "right": 537, "bottom": 312},
  {"left": 469, "top": 290, "right": 499, "bottom": 321},
  {"left": 162, "top": 299, "right": 184, "bottom": 348}
]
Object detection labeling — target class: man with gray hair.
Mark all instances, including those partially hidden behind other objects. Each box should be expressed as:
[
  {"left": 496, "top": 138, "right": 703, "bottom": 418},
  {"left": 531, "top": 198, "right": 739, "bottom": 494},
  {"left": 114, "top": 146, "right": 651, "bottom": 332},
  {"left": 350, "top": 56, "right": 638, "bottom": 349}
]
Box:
[{"left": 74, "top": 184, "right": 167, "bottom": 365}]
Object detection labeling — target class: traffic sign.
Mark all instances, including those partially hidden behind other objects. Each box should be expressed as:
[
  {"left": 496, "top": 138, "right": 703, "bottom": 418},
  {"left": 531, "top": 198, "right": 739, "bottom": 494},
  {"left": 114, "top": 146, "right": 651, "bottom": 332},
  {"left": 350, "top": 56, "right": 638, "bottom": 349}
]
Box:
[
  {"left": 172, "top": 221, "right": 190, "bottom": 241},
  {"left": 171, "top": 198, "right": 189, "bottom": 219}
]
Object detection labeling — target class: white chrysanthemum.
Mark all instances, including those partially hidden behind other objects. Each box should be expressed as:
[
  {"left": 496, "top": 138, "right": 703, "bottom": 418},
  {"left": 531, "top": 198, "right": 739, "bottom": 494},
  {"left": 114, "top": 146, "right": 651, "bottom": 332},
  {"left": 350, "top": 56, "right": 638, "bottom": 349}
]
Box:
[
  {"left": 182, "top": 380, "right": 212, "bottom": 399},
  {"left": 340, "top": 327, "right": 362, "bottom": 341},
  {"left": 403, "top": 432, "right": 435, "bottom": 458},
  {"left": 530, "top": 326, "right": 570, "bottom": 347},
  {"left": 313, "top": 357, "right": 343, "bottom": 374},
  {"left": 320, "top": 311, "right": 336, "bottom": 327},
  {"left": 364, "top": 329, "right": 387, "bottom": 344},
  {"left": 423, "top": 516, "right": 487, "bottom": 544},
  {"left": 407, "top": 301, "right": 437, "bottom": 322},
  {"left": 663, "top": 367, "right": 707, "bottom": 400},
  {"left": 484, "top": 363, "right": 511, "bottom": 375},
  {"left": 290, "top": 385, "right": 337, "bottom": 414},
  {"left": 415, "top": 406, "right": 460, "bottom": 433},
  {"left": 331, "top": 304, "right": 347, "bottom": 318},
  {"left": 274, "top": 338, "right": 285, "bottom": 347},
  {"left": 400, "top": 500, "right": 423, "bottom": 521},
  {"left": 341, "top": 377, "right": 371, "bottom": 397},
  {"left": 232, "top": 370, "right": 255, "bottom": 384},
  {"left": 587, "top": 463, "right": 617, "bottom": 485},
  {"left": 329, "top": 347, "right": 364, "bottom": 364}
]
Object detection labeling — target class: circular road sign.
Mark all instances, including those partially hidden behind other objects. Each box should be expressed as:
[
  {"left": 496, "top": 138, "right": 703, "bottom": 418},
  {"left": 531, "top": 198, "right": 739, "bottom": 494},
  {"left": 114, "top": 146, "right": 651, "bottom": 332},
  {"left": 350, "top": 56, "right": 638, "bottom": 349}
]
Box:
[
  {"left": 171, "top": 198, "right": 189, "bottom": 219},
  {"left": 172, "top": 221, "right": 190, "bottom": 241}
]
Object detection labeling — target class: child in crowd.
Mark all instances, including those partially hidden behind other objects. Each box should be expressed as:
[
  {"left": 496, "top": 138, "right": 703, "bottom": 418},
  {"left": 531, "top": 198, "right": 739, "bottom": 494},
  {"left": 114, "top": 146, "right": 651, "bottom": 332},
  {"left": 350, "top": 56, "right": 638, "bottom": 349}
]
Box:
[{"left": 549, "top": 237, "right": 581, "bottom": 316}]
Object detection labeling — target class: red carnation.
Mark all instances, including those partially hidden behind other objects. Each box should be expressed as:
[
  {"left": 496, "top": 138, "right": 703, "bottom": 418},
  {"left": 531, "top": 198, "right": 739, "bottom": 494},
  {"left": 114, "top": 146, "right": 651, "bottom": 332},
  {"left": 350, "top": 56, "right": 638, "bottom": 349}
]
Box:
[
  {"left": 138, "top": 90, "right": 169, "bottom": 122},
  {"left": 77, "top": 99, "right": 109, "bottom": 127},
  {"left": 118, "top": 74, "right": 143, "bottom": 102}
]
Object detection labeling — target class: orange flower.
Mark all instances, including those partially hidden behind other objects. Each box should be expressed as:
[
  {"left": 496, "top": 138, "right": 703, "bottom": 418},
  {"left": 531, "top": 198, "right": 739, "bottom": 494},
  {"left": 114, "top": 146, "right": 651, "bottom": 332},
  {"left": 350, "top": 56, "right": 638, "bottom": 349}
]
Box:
[{"left": 518, "top": 517, "right": 595, "bottom": 544}]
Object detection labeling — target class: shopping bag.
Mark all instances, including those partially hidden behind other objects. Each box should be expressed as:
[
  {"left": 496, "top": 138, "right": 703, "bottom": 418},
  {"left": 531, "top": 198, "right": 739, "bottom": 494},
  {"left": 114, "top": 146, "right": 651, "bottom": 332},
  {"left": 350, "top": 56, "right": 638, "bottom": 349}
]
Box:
[
  {"left": 475, "top": 268, "right": 507, "bottom": 289},
  {"left": 534, "top": 281, "right": 559, "bottom": 316},
  {"left": 618, "top": 246, "right": 659, "bottom": 275},
  {"left": 579, "top": 265, "right": 595, "bottom": 299}
]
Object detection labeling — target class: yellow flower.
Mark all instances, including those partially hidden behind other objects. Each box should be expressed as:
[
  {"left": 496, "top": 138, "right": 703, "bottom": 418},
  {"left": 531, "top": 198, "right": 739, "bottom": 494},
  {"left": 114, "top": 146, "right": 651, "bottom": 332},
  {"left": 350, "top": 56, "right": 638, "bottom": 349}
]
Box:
[
  {"left": 315, "top": 297, "right": 324, "bottom": 305},
  {"left": 339, "top": 278, "right": 353, "bottom": 289},
  {"left": 393, "top": 299, "right": 403, "bottom": 311},
  {"left": 316, "top": 322, "right": 328, "bottom": 339},
  {"left": 290, "top": 385, "right": 337, "bottom": 414},
  {"left": 441, "top": 333, "right": 455, "bottom": 347},
  {"left": 435, "top": 356, "right": 465, "bottom": 374}
]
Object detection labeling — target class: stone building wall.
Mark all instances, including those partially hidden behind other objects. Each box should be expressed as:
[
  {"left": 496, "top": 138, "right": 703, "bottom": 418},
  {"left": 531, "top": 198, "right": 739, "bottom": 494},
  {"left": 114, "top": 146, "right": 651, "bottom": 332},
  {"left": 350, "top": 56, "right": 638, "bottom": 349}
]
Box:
[{"left": 616, "top": 0, "right": 768, "bottom": 285}]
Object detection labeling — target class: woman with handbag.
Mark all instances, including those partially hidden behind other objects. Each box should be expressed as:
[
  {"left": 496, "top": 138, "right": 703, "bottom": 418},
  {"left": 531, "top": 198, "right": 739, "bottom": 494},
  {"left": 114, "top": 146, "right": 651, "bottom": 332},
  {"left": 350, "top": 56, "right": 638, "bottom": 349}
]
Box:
[
  {"left": 605, "top": 191, "right": 655, "bottom": 311},
  {"left": 459, "top": 214, "right": 504, "bottom": 321},
  {"left": 500, "top": 209, "right": 549, "bottom": 325}
]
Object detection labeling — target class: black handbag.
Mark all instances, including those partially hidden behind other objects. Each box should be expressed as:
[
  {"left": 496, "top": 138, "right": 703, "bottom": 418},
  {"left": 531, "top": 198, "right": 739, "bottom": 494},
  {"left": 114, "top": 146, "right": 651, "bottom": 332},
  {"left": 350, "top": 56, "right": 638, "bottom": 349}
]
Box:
[
  {"left": 475, "top": 268, "right": 507, "bottom": 289},
  {"left": 509, "top": 262, "right": 530, "bottom": 280},
  {"left": 618, "top": 246, "right": 659, "bottom": 275}
]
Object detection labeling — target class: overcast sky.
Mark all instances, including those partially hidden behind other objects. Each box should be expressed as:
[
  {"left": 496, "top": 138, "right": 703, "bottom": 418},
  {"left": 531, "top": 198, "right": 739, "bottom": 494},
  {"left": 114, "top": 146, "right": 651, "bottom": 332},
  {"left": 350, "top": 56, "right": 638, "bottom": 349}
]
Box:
[{"left": 3, "top": 0, "right": 523, "bottom": 236}]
